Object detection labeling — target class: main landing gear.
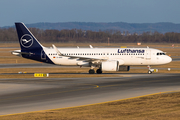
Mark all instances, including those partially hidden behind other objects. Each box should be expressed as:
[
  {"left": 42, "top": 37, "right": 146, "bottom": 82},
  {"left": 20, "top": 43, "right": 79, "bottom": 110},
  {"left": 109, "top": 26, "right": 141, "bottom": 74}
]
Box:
[
  {"left": 89, "top": 66, "right": 95, "bottom": 74},
  {"left": 89, "top": 69, "right": 95, "bottom": 74},
  {"left": 88, "top": 66, "right": 102, "bottom": 74},
  {"left": 147, "top": 65, "right": 153, "bottom": 74},
  {"left": 96, "top": 68, "right": 102, "bottom": 74}
]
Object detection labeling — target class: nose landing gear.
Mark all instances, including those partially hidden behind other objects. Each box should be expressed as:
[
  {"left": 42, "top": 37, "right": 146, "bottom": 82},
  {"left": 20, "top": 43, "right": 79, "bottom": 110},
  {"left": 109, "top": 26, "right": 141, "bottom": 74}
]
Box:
[
  {"left": 147, "top": 65, "right": 153, "bottom": 74},
  {"left": 148, "top": 70, "right": 152, "bottom": 74}
]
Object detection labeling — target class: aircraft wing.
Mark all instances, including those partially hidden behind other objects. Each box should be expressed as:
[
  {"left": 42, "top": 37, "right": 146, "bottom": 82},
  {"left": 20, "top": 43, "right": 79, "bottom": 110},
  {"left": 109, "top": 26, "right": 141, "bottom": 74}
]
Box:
[
  {"left": 52, "top": 44, "right": 107, "bottom": 62},
  {"left": 72, "top": 56, "right": 107, "bottom": 62}
]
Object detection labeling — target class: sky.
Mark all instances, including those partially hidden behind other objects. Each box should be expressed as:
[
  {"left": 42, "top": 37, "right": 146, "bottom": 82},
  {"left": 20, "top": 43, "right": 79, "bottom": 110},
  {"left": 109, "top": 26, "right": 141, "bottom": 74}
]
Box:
[{"left": 0, "top": 0, "right": 180, "bottom": 27}]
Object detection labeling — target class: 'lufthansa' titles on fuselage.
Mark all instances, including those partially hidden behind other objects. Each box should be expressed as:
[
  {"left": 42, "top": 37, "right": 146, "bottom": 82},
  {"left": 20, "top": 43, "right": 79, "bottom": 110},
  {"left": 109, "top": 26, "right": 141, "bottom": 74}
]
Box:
[{"left": 118, "top": 49, "right": 145, "bottom": 53}]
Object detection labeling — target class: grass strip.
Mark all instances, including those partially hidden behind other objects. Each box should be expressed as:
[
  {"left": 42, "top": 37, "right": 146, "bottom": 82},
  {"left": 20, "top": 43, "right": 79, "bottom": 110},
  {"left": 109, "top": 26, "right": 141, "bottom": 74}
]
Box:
[{"left": 0, "top": 92, "right": 180, "bottom": 120}]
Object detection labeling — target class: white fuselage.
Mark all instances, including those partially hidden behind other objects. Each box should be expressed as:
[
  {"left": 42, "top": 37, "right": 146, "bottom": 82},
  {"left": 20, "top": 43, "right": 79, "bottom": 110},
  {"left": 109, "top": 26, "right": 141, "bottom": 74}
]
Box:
[
  {"left": 43, "top": 47, "right": 172, "bottom": 66},
  {"left": 13, "top": 22, "right": 172, "bottom": 74}
]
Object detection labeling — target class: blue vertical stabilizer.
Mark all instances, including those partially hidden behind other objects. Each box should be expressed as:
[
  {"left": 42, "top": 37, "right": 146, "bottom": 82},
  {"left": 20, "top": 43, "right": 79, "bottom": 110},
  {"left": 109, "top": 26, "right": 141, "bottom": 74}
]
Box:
[
  {"left": 15, "top": 22, "right": 43, "bottom": 51},
  {"left": 15, "top": 22, "right": 53, "bottom": 64}
]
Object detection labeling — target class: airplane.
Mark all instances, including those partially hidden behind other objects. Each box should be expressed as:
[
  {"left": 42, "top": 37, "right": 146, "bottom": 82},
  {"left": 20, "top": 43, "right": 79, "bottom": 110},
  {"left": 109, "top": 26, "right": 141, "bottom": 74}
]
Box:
[{"left": 12, "top": 22, "right": 172, "bottom": 74}]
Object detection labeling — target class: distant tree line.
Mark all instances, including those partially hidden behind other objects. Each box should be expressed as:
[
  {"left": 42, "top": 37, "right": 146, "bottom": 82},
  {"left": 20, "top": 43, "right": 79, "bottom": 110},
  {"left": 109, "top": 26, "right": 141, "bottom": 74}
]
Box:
[{"left": 0, "top": 27, "right": 180, "bottom": 43}]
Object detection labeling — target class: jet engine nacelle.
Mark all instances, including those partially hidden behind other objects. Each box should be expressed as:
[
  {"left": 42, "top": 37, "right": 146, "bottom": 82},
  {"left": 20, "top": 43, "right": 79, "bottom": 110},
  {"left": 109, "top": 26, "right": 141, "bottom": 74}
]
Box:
[
  {"left": 119, "top": 66, "right": 130, "bottom": 71},
  {"left": 101, "top": 60, "right": 119, "bottom": 71}
]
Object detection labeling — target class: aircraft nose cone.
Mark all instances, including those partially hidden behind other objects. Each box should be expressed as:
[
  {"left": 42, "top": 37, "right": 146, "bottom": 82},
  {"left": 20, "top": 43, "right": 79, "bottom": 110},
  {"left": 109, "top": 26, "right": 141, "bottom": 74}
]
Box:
[{"left": 166, "top": 56, "right": 172, "bottom": 63}]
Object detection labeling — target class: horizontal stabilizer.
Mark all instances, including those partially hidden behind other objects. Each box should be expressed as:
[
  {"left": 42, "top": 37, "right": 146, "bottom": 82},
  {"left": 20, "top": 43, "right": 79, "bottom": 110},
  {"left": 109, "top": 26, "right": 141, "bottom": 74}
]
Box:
[{"left": 11, "top": 50, "right": 33, "bottom": 56}]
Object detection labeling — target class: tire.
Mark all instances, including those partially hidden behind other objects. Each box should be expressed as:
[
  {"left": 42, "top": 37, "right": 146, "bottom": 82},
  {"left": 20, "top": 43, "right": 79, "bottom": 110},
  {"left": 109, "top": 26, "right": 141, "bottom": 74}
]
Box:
[
  {"left": 96, "top": 69, "right": 102, "bottom": 74},
  {"left": 148, "top": 70, "right": 152, "bottom": 74},
  {"left": 89, "top": 69, "right": 95, "bottom": 74}
]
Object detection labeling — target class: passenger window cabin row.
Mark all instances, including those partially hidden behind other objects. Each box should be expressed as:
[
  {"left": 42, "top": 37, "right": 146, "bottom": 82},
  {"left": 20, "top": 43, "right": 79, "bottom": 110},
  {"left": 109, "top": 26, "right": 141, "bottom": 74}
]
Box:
[{"left": 48, "top": 53, "right": 145, "bottom": 56}]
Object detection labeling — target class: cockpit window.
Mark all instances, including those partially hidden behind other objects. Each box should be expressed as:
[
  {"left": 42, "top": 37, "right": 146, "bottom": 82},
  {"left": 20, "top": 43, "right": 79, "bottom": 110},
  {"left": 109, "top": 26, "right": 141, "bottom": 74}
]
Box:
[{"left": 157, "top": 52, "right": 166, "bottom": 55}]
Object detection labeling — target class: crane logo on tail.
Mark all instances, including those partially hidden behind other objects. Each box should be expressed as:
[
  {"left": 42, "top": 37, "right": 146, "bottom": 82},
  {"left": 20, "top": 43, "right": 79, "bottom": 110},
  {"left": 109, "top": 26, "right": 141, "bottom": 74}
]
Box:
[{"left": 20, "top": 34, "right": 33, "bottom": 48}]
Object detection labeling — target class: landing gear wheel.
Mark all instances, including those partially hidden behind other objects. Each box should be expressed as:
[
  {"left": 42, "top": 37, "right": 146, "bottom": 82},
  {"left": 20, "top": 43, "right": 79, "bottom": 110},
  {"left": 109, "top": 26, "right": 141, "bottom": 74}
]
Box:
[
  {"left": 148, "top": 70, "right": 152, "bottom": 74},
  {"left": 96, "top": 69, "right": 102, "bottom": 74},
  {"left": 147, "top": 65, "right": 152, "bottom": 74},
  {"left": 89, "top": 69, "right": 95, "bottom": 74}
]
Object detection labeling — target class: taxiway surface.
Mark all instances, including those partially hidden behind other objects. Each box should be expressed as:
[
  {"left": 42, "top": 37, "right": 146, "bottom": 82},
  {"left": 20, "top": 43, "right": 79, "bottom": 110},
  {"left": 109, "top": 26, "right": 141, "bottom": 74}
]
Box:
[
  {"left": 0, "top": 74, "right": 180, "bottom": 115},
  {"left": 1, "top": 62, "right": 180, "bottom": 70}
]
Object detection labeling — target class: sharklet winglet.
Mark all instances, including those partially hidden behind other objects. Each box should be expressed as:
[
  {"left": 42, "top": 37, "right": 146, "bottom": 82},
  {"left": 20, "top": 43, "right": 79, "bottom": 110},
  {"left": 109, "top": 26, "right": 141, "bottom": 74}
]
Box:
[{"left": 52, "top": 44, "right": 62, "bottom": 56}]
